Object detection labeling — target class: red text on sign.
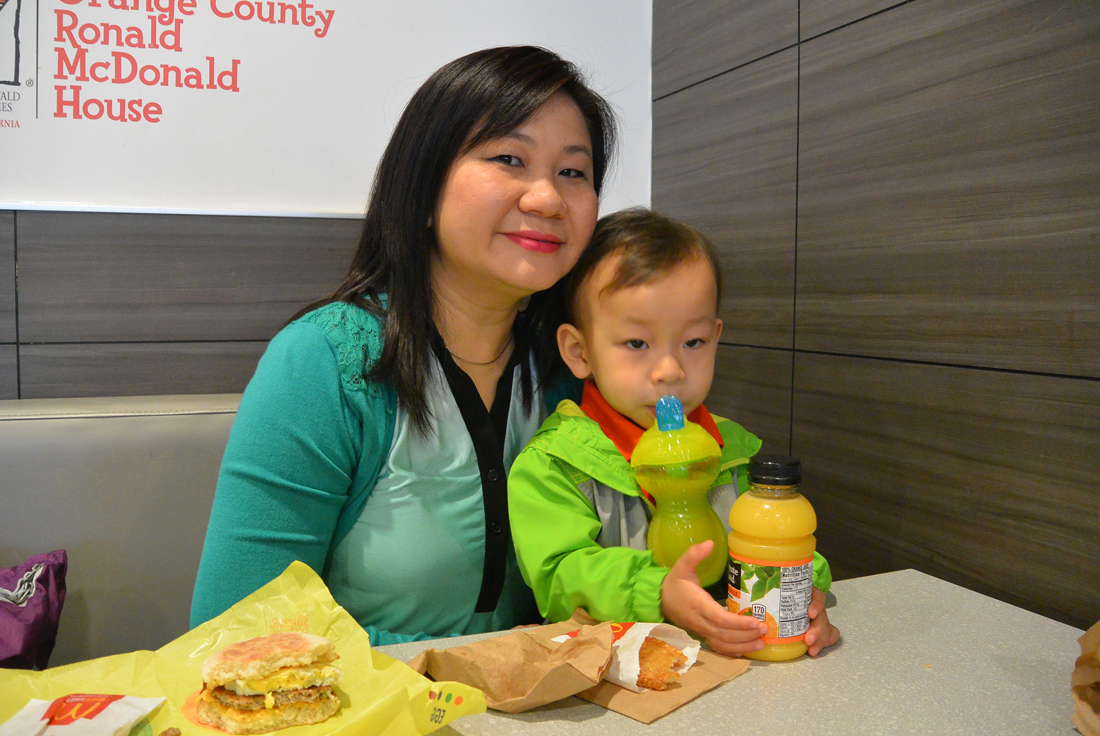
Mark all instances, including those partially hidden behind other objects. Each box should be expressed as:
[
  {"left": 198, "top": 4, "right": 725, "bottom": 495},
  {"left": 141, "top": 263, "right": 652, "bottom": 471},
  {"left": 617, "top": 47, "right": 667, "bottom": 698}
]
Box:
[{"left": 54, "top": 85, "right": 164, "bottom": 122}]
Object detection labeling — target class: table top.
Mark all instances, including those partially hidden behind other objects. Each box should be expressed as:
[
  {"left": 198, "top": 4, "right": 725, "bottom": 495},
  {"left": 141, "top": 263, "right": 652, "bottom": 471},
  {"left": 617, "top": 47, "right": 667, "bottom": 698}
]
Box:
[{"left": 377, "top": 569, "right": 1085, "bottom": 735}]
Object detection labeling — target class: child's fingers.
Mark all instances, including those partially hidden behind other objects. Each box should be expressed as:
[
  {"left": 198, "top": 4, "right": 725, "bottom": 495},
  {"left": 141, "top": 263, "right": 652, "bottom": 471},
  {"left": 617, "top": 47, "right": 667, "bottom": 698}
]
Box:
[
  {"left": 805, "top": 602, "right": 840, "bottom": 656},
  {"left": 704, "top": 605, "right": 767, "bottom": 634},
  {"left": 807, "top": 585, "right": 826, "bottom": 618},
  {"left": 806, "top": 621, "right": 840, "bottom": 656},
  {"left": 703, "top": 624, "right": 766, "bottom": 657},
  {"left": 668, "top": 540, "right": 715, "bottom": 583},
  {"left": 707, "top": 638, "right": 765, "bottom": 658},
  {"left": 699, "top": 616, "right": 765, "bottom": 656},
  {"left": 692, "top": 601, "right": 767, "bottom": 656}
]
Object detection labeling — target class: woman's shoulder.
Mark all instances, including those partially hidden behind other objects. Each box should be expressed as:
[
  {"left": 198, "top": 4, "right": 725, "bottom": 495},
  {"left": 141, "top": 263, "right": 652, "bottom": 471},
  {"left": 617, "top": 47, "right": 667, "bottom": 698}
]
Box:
[
  {"left": 293, "top": 300, "right": 384, "bottom": 339},
  {"left": 286, "top": 300, "right": 386, "bottom": 393}
]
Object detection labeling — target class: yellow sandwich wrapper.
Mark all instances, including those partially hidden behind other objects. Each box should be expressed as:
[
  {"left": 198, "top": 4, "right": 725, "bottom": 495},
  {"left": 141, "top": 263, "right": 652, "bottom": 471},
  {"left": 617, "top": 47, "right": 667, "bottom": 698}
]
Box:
[{"left": 0, "top": 562, "right": 485, "bottom": 736}]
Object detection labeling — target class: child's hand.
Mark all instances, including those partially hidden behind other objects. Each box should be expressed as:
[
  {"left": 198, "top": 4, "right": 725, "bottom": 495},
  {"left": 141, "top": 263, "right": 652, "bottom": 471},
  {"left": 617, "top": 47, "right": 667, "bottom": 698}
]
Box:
[
  {"left": 659, "top": 540, "right": 767, "bottom": 658},
  {"left": 804, "top": 585, "right": 840, "bottom": 656}
]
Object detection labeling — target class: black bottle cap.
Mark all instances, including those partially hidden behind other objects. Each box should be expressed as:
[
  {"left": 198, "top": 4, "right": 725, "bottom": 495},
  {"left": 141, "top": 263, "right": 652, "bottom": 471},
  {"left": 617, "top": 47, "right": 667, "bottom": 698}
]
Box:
[{"left": 748, "top": 454, "right": 801, "bottom": 485}]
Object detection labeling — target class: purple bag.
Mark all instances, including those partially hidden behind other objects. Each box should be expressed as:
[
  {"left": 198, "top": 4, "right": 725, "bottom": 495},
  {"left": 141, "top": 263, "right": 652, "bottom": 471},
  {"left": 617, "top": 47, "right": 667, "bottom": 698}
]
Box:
[{"left": 0, "top": 549, "right": 68, "bottom": 670}]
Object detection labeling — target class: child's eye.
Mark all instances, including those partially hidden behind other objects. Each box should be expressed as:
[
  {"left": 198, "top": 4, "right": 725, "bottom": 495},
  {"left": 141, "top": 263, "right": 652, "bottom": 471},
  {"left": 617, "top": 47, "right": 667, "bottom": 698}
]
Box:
[
  {"left": 625, "top": 339, "right": 648, "bottom": 350},
  {"left": 685, "top": 338, "right": 707, "bottom": 348}
]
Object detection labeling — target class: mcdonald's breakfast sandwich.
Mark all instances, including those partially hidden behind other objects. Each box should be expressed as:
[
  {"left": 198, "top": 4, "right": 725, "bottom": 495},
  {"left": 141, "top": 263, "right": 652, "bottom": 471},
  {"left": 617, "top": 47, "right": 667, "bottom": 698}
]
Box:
[{"left": 196, "top": 632, "right": 343, "bottom": 734}]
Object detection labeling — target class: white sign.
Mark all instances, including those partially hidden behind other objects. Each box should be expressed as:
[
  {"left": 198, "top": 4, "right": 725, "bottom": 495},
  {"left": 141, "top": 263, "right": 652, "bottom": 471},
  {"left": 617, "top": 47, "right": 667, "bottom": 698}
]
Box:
[{"left": 0, "top": 0, "right": 651, "bottom": 216}]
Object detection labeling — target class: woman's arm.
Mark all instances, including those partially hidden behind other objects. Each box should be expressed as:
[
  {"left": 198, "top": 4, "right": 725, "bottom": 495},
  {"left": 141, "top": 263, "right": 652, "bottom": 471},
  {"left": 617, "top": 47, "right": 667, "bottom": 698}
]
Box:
[{"left": 190, "top": 322, "right": 360, "bottom": 628}]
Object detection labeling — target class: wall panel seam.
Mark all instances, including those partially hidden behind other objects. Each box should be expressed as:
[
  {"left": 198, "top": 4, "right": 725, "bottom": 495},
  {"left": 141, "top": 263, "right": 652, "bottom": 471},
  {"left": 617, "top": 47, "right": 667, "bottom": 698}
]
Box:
[
  {"left": 653, "top": 42, "right": 799, "bottom": 103},
  {"left": 800, "top": 0, "right": 917, "bottom": 45},
  {"left": 652, "top": 0, "right": 919, "bottom": 103},
  {"left": 791, "top": 0, "right": 802, "bottom": 455},
  {"left": 718, "top": 343, "right": 1100, "bottom": 383},
  {"left": 13, "top": 210, "right": 20, "bottom": 399},
  {"left": 18, "top": 339, "right": 274, "bottom": 346},
  {"left": 791, "top": 348, "right": 1100, "bottom": 383}
]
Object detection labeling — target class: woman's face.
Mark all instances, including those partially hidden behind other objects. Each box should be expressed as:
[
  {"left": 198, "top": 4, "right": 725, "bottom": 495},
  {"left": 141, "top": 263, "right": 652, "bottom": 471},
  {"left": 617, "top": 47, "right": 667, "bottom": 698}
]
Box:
[{"left": 432, "top": 92, "right": 599, "bottom": 304}]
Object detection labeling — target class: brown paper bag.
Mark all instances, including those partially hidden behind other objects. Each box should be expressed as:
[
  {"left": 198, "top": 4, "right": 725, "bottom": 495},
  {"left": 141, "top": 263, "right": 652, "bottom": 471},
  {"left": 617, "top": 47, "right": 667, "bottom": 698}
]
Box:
[
  {"left": 407, "top": 622, "right": 614, "bottom": 713},
  {"left": 409, "top": 611, "right": 750, "bottom": 723},
  {"left": 527, "top": 613, "right": 749, "bottom": 724},
  {"left": 1072, "top": 620, "right": 1100, "bottom": 736}
]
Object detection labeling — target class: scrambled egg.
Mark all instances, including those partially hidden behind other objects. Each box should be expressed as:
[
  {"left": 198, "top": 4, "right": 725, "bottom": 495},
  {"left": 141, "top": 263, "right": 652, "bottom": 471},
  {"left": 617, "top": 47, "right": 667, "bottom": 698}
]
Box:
[{"left": 225, "top": 663, "right": 342, "bottom": 698}]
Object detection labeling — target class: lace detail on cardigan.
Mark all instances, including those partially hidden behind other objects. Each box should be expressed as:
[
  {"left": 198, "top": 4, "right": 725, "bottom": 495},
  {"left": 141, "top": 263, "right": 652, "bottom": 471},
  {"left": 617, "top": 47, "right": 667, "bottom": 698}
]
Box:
[{"left": 298, "top": 302, "right": 384, "bottom": 394}]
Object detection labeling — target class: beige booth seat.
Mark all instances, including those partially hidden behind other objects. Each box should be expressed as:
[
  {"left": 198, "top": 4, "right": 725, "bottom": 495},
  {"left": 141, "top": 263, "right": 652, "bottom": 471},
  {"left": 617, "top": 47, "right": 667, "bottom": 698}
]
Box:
[{"left": 0, "top": 394, "right": 240, "bottom": 667}]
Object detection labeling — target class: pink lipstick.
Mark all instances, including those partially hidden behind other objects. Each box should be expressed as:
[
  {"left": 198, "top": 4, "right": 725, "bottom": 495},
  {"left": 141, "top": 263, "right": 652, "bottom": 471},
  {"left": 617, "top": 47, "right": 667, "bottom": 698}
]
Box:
[{"left": 505, "top": 230, "right": 563, "bottom": 253}]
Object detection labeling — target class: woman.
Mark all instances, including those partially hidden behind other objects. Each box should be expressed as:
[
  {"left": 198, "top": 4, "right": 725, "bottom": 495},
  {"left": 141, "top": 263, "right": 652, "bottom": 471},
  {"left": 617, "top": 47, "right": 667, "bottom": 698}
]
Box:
[{"left": 190, "top": 46, "right": 617, "bottom": 645}]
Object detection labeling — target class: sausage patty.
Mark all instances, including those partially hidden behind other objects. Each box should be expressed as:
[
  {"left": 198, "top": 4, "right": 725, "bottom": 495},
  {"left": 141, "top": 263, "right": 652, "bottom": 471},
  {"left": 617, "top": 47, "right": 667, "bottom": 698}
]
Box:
[{"left": 207, "top": 685, "right": 335, "bottom": 711}]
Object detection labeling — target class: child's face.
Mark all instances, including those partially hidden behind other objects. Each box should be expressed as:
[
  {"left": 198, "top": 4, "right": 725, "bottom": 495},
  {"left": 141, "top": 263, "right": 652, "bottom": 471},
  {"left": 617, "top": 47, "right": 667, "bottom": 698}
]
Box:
[{"left": 558, "top": 254, "right": 723, "bottom": 428}]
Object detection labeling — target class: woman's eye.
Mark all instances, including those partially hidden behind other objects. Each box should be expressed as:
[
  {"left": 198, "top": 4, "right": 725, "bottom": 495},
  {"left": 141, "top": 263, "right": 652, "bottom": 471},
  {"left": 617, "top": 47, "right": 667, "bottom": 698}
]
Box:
[
  {"left": 560, "top": 168, "right": 589, "bottom": 180},
  {"left": 491, "top": 154, "right": 522, "bottom": 167},
  {"left": 625, "top": 339, "right": 648, "bottom": 350}
]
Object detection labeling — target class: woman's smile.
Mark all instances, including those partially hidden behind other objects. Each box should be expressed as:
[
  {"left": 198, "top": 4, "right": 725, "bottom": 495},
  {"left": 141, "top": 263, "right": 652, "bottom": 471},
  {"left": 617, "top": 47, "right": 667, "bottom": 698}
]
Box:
[{"left": 504, "top": 230, "right": 564, "bottom": 253}]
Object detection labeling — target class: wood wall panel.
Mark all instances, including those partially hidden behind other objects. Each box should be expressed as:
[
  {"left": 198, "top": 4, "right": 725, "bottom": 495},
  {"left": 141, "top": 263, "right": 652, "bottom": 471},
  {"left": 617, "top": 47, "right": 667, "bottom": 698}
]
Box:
[
  {"left": 707, "top": 344, "right": 792, "bottom": 456},
  {"left": 653, "top": 50, "right": 798, "bottom": 348},
  {"left": 800, "top": 0, "right": 899, "bottom": 39},
  {"left": 797, "top": 0, "right": 1100, "bottom": 377},
  {"left": 0, "top": 211, "right": 14, "bottom": 343},
  {"left": 653, "top": 0, "right": 796, "bottom": 98},
  {"left": 18, "top": 212, "right": 359, "bottom": 343},
  {"left": 0, "top": 346, "right": 15, "bottom": 399},
  {"left": 792, "top": 353, "right": 1100, "bottom": 629},
  {"left": 19, "top": 342, "right": 268, "bottom": 398}
]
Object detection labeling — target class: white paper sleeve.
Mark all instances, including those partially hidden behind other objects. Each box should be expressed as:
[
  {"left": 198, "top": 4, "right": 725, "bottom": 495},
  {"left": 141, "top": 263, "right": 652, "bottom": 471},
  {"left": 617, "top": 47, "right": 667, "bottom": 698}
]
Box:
[{"left": 552, "top": 622, "right": 700, "bottom": 692}]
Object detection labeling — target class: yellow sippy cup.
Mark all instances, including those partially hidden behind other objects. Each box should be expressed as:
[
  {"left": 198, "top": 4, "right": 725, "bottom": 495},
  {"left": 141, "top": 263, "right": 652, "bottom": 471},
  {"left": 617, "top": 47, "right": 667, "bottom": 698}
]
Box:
[{"left": 631, "top": 395, "right": 728, "bottom": 587}]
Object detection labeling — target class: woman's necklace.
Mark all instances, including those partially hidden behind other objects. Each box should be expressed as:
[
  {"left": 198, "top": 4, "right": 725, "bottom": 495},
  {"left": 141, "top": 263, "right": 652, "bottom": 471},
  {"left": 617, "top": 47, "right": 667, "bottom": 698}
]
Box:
[{"left": 448, "top": 336, "right": 513, "bottom": 367}]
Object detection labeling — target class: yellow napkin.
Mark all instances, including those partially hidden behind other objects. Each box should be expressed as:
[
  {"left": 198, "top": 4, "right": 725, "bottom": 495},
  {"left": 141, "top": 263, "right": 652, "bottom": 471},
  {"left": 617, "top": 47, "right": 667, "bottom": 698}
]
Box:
[{"left": 0, "top": 562, "right": 485, "bottom": 735}]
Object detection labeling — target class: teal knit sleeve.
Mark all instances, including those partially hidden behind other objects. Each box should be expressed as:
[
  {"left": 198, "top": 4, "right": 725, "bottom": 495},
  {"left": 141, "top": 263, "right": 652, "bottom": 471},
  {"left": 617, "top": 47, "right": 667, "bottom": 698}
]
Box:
[{"left": 190, "top": 321, "right": 362, "bottom": 628}]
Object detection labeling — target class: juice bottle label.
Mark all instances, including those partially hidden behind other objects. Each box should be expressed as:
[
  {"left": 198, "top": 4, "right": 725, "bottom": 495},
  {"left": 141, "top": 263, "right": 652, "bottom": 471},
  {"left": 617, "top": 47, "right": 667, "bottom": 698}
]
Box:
[{"left": 727, "top": 555, "right": 813, "bottom": 643}]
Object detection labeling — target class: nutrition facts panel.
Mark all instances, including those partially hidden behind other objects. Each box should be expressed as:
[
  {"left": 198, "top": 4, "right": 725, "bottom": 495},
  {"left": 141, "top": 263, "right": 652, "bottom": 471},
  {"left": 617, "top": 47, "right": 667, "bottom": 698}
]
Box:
[{"left": 778, "top": 562, "right": 813, "bottom": 637}]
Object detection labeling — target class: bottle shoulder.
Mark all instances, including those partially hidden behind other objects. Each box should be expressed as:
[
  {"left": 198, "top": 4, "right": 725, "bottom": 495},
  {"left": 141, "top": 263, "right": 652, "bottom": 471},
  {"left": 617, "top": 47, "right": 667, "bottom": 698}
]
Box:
[{"left": 729, "top": 489, "right": 817, "bottom": 537}]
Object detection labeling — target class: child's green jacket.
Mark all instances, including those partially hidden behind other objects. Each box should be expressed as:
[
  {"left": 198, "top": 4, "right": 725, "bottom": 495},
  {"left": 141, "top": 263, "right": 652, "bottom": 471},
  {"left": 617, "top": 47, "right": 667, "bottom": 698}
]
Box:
[{"left": 508, "top": 400, "right": 832, "bottom": 624}]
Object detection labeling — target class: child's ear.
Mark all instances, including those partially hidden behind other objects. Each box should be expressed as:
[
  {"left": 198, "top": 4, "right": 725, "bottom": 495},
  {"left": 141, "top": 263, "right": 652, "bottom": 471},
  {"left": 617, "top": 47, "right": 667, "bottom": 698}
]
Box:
[
  {"left": 557, "top": 323, "right": 592, "bottom": 380},
  {"left": 714, "top": 318, "right": 723, "bottom": 342}
]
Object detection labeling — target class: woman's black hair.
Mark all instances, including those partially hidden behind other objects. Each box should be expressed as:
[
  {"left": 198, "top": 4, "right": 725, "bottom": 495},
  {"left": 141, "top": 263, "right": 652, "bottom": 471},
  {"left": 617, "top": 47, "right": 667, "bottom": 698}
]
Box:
[{"left": 295, "top": 46, "right": 617, "bottom": 432}]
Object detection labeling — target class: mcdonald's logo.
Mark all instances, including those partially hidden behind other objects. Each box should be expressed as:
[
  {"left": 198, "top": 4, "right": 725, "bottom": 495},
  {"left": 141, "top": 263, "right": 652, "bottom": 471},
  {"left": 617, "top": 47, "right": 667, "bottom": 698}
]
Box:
[
  {"left": 608, "top": 622, "right": 635, "bottom": 643},
  {"left": 42, "top": 694, "right": 124, "bottom": 725}
]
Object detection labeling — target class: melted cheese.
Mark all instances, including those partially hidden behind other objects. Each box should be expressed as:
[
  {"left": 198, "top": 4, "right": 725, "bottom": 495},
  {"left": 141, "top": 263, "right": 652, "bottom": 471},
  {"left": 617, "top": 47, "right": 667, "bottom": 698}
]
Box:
[{"left": 225, "top": 663, "right": 342, "bottom": 696}]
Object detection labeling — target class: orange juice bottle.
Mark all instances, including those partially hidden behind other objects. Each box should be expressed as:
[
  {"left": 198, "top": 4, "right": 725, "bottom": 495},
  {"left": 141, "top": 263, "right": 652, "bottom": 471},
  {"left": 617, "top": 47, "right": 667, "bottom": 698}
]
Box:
[
  {"left": 631, "top": 395, "right": 727, "bottom": 587},
  {"left": 727, "top": 455, "right": 816, "bottom": 661}
]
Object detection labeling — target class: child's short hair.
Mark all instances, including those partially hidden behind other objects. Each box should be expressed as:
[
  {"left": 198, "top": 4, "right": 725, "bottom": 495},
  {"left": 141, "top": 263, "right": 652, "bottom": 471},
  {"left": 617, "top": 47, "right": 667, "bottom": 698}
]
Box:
[{"left": 563, "top": 207, "right": 722, "bottom": 326}]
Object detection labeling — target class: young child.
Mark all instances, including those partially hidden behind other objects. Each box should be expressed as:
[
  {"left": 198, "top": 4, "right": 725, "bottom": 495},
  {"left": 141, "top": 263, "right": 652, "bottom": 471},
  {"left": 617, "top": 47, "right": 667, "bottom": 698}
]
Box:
[{"left": 508, "top": 208, "right": 839, "bottom": 657}]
